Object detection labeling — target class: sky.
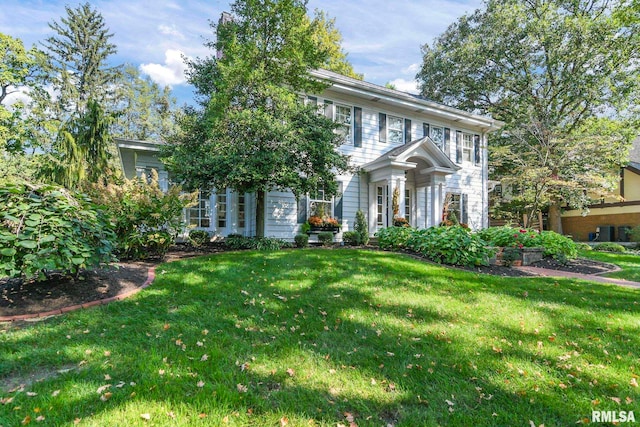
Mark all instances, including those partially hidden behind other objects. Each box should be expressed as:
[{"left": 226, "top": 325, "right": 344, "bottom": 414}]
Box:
[{"left": 0, "top": 0, "right": 484, "bottom": 105}]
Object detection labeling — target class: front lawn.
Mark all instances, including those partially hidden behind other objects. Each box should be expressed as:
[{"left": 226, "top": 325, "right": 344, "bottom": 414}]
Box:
[
  {"left": 1, "top": 249, "right": 638, "bottom": 426},
  {"left": 580, "top": 249, "right": 640, "bottom": 282}
]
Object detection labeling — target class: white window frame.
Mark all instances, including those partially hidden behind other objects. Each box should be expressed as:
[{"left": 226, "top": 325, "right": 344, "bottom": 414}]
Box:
[
  {"left": 334, "top": 103, "right": 352, "bottom": 144},
  {"left": 237, "top": 193, "right": 246, "bottom": 229},
  {"left": 430, "top": 126, "right": 444, "bottom": 150},
  {"left": 216, "top": 191, "right": 227, "bottom": 229},
  {"left": 189, "top": 190, "right": 212, "bottom": 229},
  {"left": 387, "top": 115, "right": 404, "bottom": 144},
  {"left": 309, "top": 188, "right": 334, "bottom": 218},
  {"left": 462, "top": 132, "right": 473, "bottom": 162},
  {"left": 404, "top": 188, "right": 412, "bottom": 223}
]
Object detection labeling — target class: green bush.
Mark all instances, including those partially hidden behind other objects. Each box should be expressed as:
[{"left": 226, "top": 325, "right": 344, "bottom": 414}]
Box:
[
  {"left": 575, "top": 242, "right": 593, "bottom": 251},
  {"left": 406, "top": 225, "right": 492, "bottom": 267},
  {"left": 294, "top": 234, "right": 309, "bottom": 248},
  {"left": 0, "top": 182, "right": 116, "bottom": 281},
  {"left": 318, "top": 232, "right": 334, "bottom": 246},
  {"left": 342, "top": 231, "right": 361, "bottom": 246},
  {"left": 536, "top": 231, "right": 578, "bottom": 259},
  {"left": 629, "top": 225, "right": 640, "bottom": 242},
  {"left": 593, "top": 242, "right": 626, "bottom": 253},
  {"left": 88, "top": 170, "right": 196, "bottom": 260},
  {"left": 188, "top": 230, "right": 210, "bottom": 247},
  {"left": 354, "top": 210, "right": 369, "bottom": 245},
  {"left": 375, "top": 226, "right": 413, "bottom": 250},
  {"left": 225, "top": 234, "right": 291, "bottom": 251}
]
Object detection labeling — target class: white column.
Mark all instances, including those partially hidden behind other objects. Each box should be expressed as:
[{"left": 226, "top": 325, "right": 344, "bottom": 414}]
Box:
[
  {"left": 368, "top": 182, "right": 377, "bottom": 234},
  {"left": 397, "top": 177, "right": 406, "bottom": 224}
]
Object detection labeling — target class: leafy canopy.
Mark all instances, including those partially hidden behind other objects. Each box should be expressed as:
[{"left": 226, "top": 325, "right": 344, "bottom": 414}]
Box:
[
  {"left": 162, "top": 0, "right": 353, "bottom": 235},
  {"left": 417, "top": 0, "right": 640, "bottom": 229}
]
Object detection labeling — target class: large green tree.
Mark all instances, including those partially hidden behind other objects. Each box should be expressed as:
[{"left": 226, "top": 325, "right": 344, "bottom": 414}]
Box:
[
  {"left": 42, "top": 2, "right": 119, "bottom": 115},
  {"left": 162, "top": 0, "right": 352, "bottom": 236},
  {"left": 110, "top": 64, "right": 178, "bottom": 141},
  {"left": 417, "top": 0, "right": 640, "bottom": 232}
]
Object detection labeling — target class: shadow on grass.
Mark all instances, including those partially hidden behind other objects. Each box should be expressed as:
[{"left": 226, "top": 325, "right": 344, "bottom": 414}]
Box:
[{"left": 0, "top": 249, "right": 638, "bottom": 426}]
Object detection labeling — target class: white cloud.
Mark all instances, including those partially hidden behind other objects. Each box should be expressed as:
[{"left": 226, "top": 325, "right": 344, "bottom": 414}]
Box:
[
  {"left": 388, "top": 78, "right": 419, "bottom": 94},
  {"left": 158, "top": 24, "right": 185, "bottom": 39},
  {"left": 402, "top": 63, "right": 421, "bottom": 75},
  {"left": 140, "top": 49, "right": 189, "bottom": 86}
]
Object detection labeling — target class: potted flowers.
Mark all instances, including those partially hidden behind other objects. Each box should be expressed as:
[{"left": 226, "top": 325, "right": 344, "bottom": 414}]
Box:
[{"left": 307, "top": 216, "right": 341, "bottom": 232}]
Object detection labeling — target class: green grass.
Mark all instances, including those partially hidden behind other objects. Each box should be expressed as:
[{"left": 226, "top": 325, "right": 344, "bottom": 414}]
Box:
[
  {"left": 580, "top": 249, "right": 640, "bottom": 282},
  {"left": 1, "top": 249, "right": 639, "bottom": 426}
]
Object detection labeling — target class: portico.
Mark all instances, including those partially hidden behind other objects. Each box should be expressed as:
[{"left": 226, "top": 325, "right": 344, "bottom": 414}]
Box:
[{"left": 362, "top": 136, "right": 460, "bottom": 234}]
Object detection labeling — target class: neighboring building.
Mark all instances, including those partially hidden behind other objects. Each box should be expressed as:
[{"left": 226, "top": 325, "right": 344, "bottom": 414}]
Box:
[
  {"left": 562, "top": 137, "right": 640, "bottom": 242},
  {"left": 117, "top": 69, "right": 503, "bottom": 240}
]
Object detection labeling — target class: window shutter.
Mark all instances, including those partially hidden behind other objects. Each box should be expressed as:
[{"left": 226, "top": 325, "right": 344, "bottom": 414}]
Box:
[
  {"left": 423, "top": 122, "right": 430, "bottom": 139},
  {"left": 404, "top": 118, "right": 412, "bottom": 144},
  {"left": 324, "top": 100, "right": 333, "bottom": 120},
  {"left": 444, "top": 127, "right": 451, "bottom": 158},
  {"left": 379, "top": 113, "right": 387, "bottom": 143},
  {"left": 354, "top": 107, "right": 362, "bottom": 147},
  {"left": 462, "top": 194, "right": 468, "bottom": 225},
  {"left": 297, "top": 195, "right": 307, "bottom": 224},
  {"left": 334, "top": 182, "right": 343, "bottom": 222},
  {"left": 474, "top": 134, "right": 481, "bottom": 165},
  {"left": 456, "top": 131, "right": 463, "bottom": 163}
]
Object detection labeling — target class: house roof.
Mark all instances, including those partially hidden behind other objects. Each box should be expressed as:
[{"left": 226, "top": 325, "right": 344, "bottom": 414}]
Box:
[
  {"left": 311, "top": 69, "right": 504, "bottom": 133},
  {"left": 362, "top": 136, "right": 460, "bottom": 174},
  {"left": 115, "top": 138, "right": 163, "bottom": 152}
]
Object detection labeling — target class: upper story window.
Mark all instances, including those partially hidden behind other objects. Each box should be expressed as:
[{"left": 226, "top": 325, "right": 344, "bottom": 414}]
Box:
[
  {"left": 462, "top": 133, "right": 473, "bottom": 162},
  {"left": 430, "top": 126, "right": 444, "bottom": 150},
  {"left": 335, "top": 104, "right": 352, "bottom": 144},
  {"left": 388, "top": 115, "right": 403, "bottom": 144}
]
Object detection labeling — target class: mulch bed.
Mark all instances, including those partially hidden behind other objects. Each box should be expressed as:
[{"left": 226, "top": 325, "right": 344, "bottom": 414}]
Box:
[{"left": 0, "top": 244, "right": 618, "bottom": 318}]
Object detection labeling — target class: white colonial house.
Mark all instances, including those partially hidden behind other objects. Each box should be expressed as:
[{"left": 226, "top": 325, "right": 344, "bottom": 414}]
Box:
[{"left": 117, "top": 69, "right": 503, "bottom": 240}]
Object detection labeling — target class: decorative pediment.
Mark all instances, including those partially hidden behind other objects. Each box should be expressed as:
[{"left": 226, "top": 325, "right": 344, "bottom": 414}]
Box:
[{"left": 362, "top": 136, "right": 460, "bottom": 174}]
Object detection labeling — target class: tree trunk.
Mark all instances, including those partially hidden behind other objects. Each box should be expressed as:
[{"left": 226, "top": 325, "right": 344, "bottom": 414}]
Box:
[
  {"left": 256, "top": 190, "right": 265, "bottom": 237},
  {"left": 548, "top": 202, "right": 563, "bottom": 234}
]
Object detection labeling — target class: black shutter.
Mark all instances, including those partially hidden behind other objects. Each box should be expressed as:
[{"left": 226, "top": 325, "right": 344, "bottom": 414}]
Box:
[
  {"left": 404, "top": 118, "right": 412, "bottom": 144},
  {"left": 354, "top": 107, "right": 362, "bottom": 147},
  {"left": 474, "top": 134, "right": 481, "bottom": 165},
  {"left": 297, "top": 195, "right": 307, "bottom": 224},
  {"left": 456, "top": 131, "right": 463, "bottom": 163},
  {"left": 462, "top": 194, "right": 468, "bottom": 225},
  {"left": 444, "top": 127, "right": 451, "bottom": 158},
  {"left": 324, "top": 100, "right": 333, "bottom": 119},
  {"left": 334, "top": 182, "right": 343, "bottom": 221},
  {"left": 423, "top": 122, "right": 430, "bottom": 139},
  {"left": 379, "top": 113, "right": 387, "bottom": 143}
]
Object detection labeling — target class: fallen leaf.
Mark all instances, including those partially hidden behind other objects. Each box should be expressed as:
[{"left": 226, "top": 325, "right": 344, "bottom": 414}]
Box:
[
  {"left": 104, "top": 374, "right": 111, "bottom": 380},
  {"left": 201, "top": 354, "right": 209, "bottom": 362},
  {"left": 286, "top": 368, "right": 295, "bottom": 377},
  {"left": 21, "top": 415, "right": 31, "bottom": 425},
  {"left": 631, "top": 378, "right": 639, "bottom": 387},
  {"left": 100, "top": 392, "right": 112, "bottom": 401},
  {"left": 237, "top": 383, "right": 248, "bottom": 393},
  {"left": 163, "top": 323, "right": 170, "bottom": 330},
  {"left": 199, "top": 413, "right": 207, "bottom": 418},
  {"left": 74, "top": 418, "right": 81, "bottom": 425},
  {"left": 167, "top": 411, "right": 176, "bottom": 419},
  {"left": 197, "top": 381, "right": 205, "bottom": 388},
  {"left": 26, "top": 392, "right": 37, "bottom": 397},
  {"left": 280, "top": 416, "right": 289, "bottom": 426},
  {"left": 610, "top": 396, "right": 621, "bottom": 405},
  {"left": 140, "top": 413, "right": 151, "bottom": 420},
  {"left": 96, "top": 384, "right": 111, "bottom": 394},
  {"left": 104, "top": 351, "right": 111, "bottom": 357}
]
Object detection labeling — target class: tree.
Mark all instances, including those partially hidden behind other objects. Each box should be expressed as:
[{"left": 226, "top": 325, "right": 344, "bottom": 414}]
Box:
[
  {"left": 42, "top": 2, "right": 119, "bottom": 115},
  {"left": 417, "top": 0, "right": 640, "bottom": 232},
  {"left": 109, "top": 64, "right": 178, "bottom": 141},
  {"left": 162, "top": 0, "right": 352, "bottom": 236}
]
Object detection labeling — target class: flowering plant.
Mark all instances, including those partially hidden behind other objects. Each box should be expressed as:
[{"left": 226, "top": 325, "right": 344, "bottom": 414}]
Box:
[
  {"left": 307, "top": 216, "right": 341, "bottom": 229},
  {"left": 308, "top": 215, "right": 324, "bottom": 227}
]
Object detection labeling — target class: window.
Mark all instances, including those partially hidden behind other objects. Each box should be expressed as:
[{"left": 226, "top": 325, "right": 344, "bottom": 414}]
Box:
[
  {"left": 217, "top": 192, "right": 227, "bottom": 228},
  {"left": 335, "top": 104, "right": 352, "bottom": 143},
  {"left": 237, "top": 194, "right": 245, "bottom": 229},
  {"left": 463, "top": 133, "right": 473, "bottom": 162},
  {"left": 388, "top": 115, "right": 403, "bottom": 143},
  {"left": 430, "top": 126, "right": 444, "bottom": 150},
  {"left": 310, "top": 188, "right": 333, "bottom": 218},
  {"left": 404, "top": 189, "right": 411, "bottom": 222},
  {"left": 444, "top": 192, "right": 468, "bottom": 225},
  {"left": 189, "top": 191, "right": 211, "bottom": 228},
  {"left": 377, "top": 187, "right": 384, "bottom": 225}
]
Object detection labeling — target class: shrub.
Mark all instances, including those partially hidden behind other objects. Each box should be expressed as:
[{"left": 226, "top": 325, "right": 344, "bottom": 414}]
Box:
[
  {"left": 406, "top": 225, "right": 492, "bottom": 267},
  {"left": 188, "top": 230, "right": 210, "bottom": 247},
  {"left": 0, "top": 182, "right": 116, "bottom": 281},
  {"left": 629, "top": 225, "right": 640, "bottom": 243},
  {"left": 354, "top": 210, "right": 369, "bottom": 245},
  {"left": 294, "top": 234, "right": 309, "bottom": 248},
  {"left": 225, "top": 234, "right": 291, "bottom": 251},
  {"left": 88, "top": 170, "right": 196, "bottom": 260},
  {"left": 536, "top": 231, "right": 578, "bottom": 259},
  {"left": 318, "top": 232, "right": 334, "bottom": 246},
  {"left": 478, "top": 226, "right": 577, "bottom": 260},
  {"left": 342, "top": 231, "right": 360, "bottom": 246},
  {"left": 376, "top": 226, "right": 413, "bottom": 250},
  {"left": 575, "top": 242, "right": 593, "bottom": 251},
  {"left": 593, "top": 242, "right": 626, "bottom": 253}
]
